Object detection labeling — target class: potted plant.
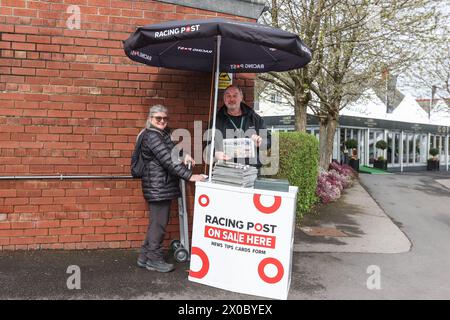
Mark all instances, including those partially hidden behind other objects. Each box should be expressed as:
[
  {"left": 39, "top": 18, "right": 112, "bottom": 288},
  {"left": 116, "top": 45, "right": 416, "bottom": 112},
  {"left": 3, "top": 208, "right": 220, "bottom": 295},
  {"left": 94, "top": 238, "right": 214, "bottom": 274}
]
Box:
[
  {"left": 427, "top": 147, "right": 440, "bottom": 171},
  {"left": 344, "top": 139, "right": 359, "bottom": 171},
  {"left": 374, "top": 140, "right": 388, "bottom": 170}
]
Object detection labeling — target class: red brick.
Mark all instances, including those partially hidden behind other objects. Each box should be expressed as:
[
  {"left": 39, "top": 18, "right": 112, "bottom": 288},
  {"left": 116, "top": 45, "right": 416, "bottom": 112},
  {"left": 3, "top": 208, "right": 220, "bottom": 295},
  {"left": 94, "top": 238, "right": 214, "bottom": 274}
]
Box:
[
  {"left": 2, "top": 33, "right": 26, "bottom": 42},
  {"left": 10, "top": 221, "right": 35, "bottom": 229},
  {"left": 72, "top": 227, "right": 95, "bottom": 235},
  {"left": 49, "top": 228, "right": 72, "bottom": 235},
  {"left": 0, "top": 222, "right": 11, "bottom": 230},
  {"left": 0, "top": 189, "right": 17, "bottom": 197},
  {"left": 24, "top": 229, "right": 48, "bottom": 236},
  {"left": 36, "top": 220, "right": 60, "bottom": 228},
  {"left": 105, "top": 218, "right": 128, "bottom": 226},
  {"left": 9, "top": 237, "right": 36, "bottom": 245},
  {"left": 83, "top": 219, "right": 106, "bottom": 227},
  {"left": 60, "top": 220, "right": 83, "bottom": 227},
  {"left": 38, "top": 205, "right": 63, "bottom": 213},
  {"left": 0, "top": 229, "right": 23, "bottom": 237},
  {"left": 26, "top": 35, "right": 51, "bottom": 44},
  {"left": 128, "top": 218, "right": 148, "bottom": 226},
  {"left": 127, "top": 234, "right": 145, "bottom": 241},
  {"left": 58, "top": 235, "right": 81, "bottom": 243},
  {"left": 42, "top": 189, "right": 65, "bottom": 197},
  {"left": 35, "top": 236, "right": 58, "bottom": 244},
  {"left": 117, "top": 226, "right": 139, "bottom": 233},
  {"left": 0, "top": 25, "right": 15, "bottom": 33},
  {"left": 82, "top": 234, "right": 104, "bottom": 242},
  {"left": 105, "top": 234, "right": 126, "bottom": 241},
  {"left": 13, "top": 205, "right": 39, "bottom": 213},
  {"left": 95, "top": 226, "right": 117, "bottom": 234},
  {"left": 11, "top": 42, "right": 35, "bottom": 51}
]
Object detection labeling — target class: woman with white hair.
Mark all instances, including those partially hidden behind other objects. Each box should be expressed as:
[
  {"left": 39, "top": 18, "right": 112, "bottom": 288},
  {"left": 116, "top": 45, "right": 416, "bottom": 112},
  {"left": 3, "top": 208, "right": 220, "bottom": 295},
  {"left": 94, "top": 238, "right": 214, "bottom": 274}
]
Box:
[{"left": 137, "top": 104, "right": 205, "bottom": 273}]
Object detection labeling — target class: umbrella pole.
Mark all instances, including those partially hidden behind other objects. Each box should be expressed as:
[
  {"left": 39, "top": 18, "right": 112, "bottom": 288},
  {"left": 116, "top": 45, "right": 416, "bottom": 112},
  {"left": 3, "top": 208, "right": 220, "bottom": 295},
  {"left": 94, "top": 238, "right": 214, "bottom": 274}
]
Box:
[{"left": 208, "top": 35, "right": 221, "bottom": 182}]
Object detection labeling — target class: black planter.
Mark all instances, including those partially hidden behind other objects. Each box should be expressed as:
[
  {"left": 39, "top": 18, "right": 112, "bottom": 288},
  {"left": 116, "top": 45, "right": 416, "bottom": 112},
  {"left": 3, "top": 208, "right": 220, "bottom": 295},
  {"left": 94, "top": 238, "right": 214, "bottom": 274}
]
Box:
[
  {"left": 427, "top": 159, "right": 440, "bottom": 171},
  {"left": 349, "top": 158, "right": 360, "bottom": 172},
  {"left": 373, "top": 159, "right": 388, "bottom": 170}
]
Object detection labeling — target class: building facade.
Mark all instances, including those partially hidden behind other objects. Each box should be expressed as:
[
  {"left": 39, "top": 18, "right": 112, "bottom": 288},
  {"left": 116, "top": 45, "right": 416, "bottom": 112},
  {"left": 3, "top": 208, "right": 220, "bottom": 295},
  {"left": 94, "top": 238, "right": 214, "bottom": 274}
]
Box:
[{"left": 259, "top": 90, "right": 450, "bottom": 172}]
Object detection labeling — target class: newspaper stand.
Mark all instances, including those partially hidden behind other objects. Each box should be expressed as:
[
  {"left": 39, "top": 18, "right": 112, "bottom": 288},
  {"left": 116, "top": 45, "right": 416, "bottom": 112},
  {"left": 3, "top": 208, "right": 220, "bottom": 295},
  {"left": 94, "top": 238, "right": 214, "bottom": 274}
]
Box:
[{"left": 188, "top": 181, "right": 298, "bottom": 300}]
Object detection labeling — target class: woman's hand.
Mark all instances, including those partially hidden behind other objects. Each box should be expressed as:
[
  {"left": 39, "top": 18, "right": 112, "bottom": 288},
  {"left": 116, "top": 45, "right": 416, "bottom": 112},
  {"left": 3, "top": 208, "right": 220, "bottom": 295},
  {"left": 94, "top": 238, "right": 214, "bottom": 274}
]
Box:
[
  {"left": 215, "top": 151, "right": 231, "bottom": 161},
  {"left": 183, "top": 154, "right": 195, "bottom": 166},
  {"left": 189, "top": 174, "right": 206, "bottom": 182}
]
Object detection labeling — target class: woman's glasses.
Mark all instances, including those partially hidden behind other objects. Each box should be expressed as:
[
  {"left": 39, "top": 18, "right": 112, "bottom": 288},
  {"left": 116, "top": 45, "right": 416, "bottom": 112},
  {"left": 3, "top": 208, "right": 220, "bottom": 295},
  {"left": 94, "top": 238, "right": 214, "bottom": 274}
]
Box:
[{"left": 152, "top": 116, "right": 169, "bottom": 123}]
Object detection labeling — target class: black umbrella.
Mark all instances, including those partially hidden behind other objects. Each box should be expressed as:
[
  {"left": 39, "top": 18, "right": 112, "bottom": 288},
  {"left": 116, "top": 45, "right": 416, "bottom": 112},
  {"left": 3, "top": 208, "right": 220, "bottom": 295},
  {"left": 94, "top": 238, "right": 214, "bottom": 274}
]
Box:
[{"left": 124, "top": 18, "right": 312, "bottom": 178}]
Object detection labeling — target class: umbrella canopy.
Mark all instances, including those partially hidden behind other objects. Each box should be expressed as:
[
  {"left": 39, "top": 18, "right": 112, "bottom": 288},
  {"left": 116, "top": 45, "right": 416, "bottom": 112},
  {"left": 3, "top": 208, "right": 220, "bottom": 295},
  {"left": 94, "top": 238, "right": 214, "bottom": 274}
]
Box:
[
  {"left": 124, "top": 18, "right": 312, "bottom": 180},
  {"left": 123, "top": 18, "right": 312, "bottom": 73}
]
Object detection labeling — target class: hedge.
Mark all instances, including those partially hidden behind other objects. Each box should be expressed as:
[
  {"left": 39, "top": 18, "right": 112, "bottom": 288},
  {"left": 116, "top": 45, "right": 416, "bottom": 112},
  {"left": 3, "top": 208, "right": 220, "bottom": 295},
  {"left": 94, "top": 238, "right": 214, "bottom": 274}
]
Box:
[{"left": 272, "top": 132, "right": 319, "bottom": 218}]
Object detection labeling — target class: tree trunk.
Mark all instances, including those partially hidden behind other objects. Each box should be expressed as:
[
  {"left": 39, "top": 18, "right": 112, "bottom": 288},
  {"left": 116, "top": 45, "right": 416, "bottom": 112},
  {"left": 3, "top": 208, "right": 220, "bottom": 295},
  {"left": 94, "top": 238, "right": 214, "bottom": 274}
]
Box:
[
  {"left": 319, "top": 112, "right": 339, "bottom": 170},
  {"left": 293, "top": 91, "right": 309, "bottom": 132},
  {"left": 318, "top": 117, "right": 328, "bottom": 169},
  {"left": 325, "top": 113, "right": 338, "bottom": 167}
]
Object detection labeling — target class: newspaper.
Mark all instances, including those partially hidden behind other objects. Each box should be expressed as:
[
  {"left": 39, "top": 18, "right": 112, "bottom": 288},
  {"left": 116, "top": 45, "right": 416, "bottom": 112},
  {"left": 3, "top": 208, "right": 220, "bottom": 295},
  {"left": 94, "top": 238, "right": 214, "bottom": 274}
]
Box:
[
  {"left": 211, "top": 162, "right": 258, "bottom": 188},
  {"left": 223, "top": 138, "right": 255, "bottom": 159}
]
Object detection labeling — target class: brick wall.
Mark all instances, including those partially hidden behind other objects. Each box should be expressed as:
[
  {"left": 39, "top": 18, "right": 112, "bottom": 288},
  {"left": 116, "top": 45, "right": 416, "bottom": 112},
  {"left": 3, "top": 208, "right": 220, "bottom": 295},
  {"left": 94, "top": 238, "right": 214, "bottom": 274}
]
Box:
[{"left": 0, "top": 0, "right": 255, "bottom": 250}]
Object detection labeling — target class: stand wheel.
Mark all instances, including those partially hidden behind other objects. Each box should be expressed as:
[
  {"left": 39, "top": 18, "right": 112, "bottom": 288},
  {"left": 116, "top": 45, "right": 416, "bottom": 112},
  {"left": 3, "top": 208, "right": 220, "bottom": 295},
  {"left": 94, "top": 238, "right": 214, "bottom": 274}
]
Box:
[
  {"left": 174, "top": 247, "right": 189, "bottom": 263},
  {"left": 170, "top": 240, "right": 181, "bottom": 251}
]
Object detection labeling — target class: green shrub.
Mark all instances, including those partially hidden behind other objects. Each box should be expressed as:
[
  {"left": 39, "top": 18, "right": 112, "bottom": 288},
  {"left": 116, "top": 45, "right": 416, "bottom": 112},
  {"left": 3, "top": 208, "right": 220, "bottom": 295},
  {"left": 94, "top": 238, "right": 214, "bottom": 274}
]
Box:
[
  {"left": 273, "top": 132, "right": 319, "bottom": 219},
  {"left": 375, "top": 140, "right": 387, "bottom": 150},
  {"left": 376, "top": 140, "right": 387, "bottom": 161},
  {"left": 344, "top": 139, "right": 358, "bottom": 149},
  {"left": 429, "top": 148, "right": 439, "bottom": 157}
]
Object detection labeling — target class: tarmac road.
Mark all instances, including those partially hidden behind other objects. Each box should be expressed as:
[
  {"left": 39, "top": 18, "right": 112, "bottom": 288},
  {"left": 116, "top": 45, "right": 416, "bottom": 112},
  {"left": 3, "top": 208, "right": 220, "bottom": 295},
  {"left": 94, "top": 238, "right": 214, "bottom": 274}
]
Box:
[{"left": 1, "top": 172, "right": 450, "bottom": 300}]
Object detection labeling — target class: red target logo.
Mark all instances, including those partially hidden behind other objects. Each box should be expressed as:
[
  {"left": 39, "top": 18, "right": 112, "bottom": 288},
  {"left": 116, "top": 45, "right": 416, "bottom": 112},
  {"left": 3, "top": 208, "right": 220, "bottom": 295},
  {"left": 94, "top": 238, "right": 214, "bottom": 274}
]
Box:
[
  {"left": 198, "top": 194, "right": 209, "bottom": 207},
  {"left": 253, "top": 194, "right": 281, "bottom": 214},
  {"left": 189, "top": 246, "right": 210, "bottom": 279},
  {"left": 258, "top": 257, "right": 284, "bottom": 284}
]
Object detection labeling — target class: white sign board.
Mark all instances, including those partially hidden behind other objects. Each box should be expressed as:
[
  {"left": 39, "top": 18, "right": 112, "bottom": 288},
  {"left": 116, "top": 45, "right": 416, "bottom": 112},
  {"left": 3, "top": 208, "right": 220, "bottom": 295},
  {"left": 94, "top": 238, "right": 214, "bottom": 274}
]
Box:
[{"left": 189, "top": 181, "right": 298, "bottom": 300}]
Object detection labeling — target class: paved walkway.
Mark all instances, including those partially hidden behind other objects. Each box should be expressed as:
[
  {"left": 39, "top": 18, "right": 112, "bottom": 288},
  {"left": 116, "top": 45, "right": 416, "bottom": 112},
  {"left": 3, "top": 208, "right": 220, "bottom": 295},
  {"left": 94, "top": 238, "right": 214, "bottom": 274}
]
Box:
[{"left": 294, "top": 180, "right": 411, "bottom": 254}]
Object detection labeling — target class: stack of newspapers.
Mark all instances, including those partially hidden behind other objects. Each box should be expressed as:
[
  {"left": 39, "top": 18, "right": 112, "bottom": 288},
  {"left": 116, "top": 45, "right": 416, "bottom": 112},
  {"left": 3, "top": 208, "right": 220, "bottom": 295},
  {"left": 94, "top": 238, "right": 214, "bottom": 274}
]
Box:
[{"left": 211, "top": 162, "right": 258, "bottom": 188}]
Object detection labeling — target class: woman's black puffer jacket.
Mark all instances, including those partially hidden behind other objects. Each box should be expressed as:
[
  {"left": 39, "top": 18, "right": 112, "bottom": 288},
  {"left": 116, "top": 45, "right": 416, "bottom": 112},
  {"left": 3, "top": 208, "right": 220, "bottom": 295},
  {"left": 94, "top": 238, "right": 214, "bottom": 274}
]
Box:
[{"left": 140, "top": 127, "right": 192, "bottom": 202}]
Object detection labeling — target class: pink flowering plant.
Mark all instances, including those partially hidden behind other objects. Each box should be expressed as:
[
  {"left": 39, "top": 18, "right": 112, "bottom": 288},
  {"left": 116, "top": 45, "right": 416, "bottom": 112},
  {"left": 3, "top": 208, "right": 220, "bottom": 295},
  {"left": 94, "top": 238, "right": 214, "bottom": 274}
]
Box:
[
  {"left": 316, "top": 161, "right": 358, "bottom": 204},
  {"left": 329, "top": 161, "right": 358, "bottom": 179}
]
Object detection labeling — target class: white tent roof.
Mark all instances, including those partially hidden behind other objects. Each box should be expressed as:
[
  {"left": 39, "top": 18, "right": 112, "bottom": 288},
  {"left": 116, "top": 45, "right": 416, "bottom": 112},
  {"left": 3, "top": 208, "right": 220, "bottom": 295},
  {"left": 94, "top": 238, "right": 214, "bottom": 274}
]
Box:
[
  {"left": 385, "top": 94, "right": 430, "bottom": 124},
  {"left": 340, "top": 89, "right": 387, "bottom": 119}
]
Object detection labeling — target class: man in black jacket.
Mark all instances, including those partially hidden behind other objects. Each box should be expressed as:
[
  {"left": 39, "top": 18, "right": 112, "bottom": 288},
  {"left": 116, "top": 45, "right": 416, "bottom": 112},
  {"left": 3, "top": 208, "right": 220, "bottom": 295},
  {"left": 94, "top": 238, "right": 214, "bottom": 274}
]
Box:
[{"left": 212, "top": 85, "right": 271, "bottom": 169}]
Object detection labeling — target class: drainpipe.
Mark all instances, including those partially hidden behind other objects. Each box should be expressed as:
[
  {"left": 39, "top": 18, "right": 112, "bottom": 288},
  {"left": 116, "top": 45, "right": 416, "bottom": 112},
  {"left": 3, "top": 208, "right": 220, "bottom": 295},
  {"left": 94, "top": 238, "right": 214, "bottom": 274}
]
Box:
[
  {"left": 365, "top": 128, "right": 370, "bottom": 167},
  {"left": 384, "top": 129, "right": 388, "bottom": 160},
  {"left": 0, "top": 175, "right": 133, "bottom": 181},
  {"left": 336, "top": 127, "right": 341, "bottom": 163},
  {"left": 446, "top": 134, "right": 449, "bottom": 172},
  {"left": 400, "top": 131, "right": 404, "bottom": 172}
]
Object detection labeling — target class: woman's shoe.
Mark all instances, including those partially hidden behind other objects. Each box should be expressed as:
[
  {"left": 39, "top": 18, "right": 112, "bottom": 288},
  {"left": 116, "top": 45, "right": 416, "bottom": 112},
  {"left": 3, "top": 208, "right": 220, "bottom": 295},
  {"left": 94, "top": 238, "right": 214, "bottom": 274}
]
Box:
[
  {"left": 146, "top": 260, "right": 175, "bottom": 273},
  {"left": 137, "top": 258, "right": 147, "bottom": 268}
]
